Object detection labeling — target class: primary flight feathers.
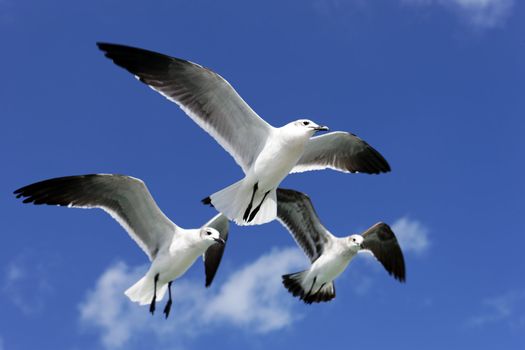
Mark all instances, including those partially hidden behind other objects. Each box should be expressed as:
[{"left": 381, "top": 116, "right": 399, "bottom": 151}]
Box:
[
  {"left": 97, "top": 43, "right": 390, "bottom": 226},
  {"left": 276, "top": 188, "right": 405, "bottom": 303},
  {"left": 14, "top": 174, "right": 229, "bottom": 318}
]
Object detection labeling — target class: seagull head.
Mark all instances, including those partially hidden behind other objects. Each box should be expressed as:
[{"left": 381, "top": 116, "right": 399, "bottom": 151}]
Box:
[
  {"left": 347, "top": 234, "right": 363, "bottom": 251},
  {"left": 200, "top": 227, "right": 225, "bottom": 245},
  {"left": 290, "top": 119, "right": 329, "bottom": 135}
]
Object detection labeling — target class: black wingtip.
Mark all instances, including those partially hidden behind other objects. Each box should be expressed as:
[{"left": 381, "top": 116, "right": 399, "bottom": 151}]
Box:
[
  {"left": 201, "top": 196, "right": 213, "bottom": 207},
  {"left": 96, "top": 42, "right": 127, "bottom": 53},
  {"left": 96, "top": 42, "right": 118, "bottom": 57}
]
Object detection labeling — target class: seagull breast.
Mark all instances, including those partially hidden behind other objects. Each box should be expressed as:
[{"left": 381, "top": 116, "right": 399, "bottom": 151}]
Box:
[{"left": 251, "top": 130, "right": 311, "bottom": 186}]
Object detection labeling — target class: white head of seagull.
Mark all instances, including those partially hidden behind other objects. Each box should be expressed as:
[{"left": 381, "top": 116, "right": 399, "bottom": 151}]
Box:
[
  {"left": 200, "top": 227, "right": 225, "bottom": 245},
  {"left": 290, "top": 119, "right": 329, "bottom": 133},
  {"left": 14, "top": 174, "right": 229, "bottom": 319},
  {"left": 347, "top": 234, "right": 363, "bottom": 250},
  {"left": 97, "top": 43, "right": 390, "bottom": 226}
]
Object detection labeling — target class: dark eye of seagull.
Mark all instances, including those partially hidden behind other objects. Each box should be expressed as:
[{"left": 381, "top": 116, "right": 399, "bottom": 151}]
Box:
[
  {"left": 303, "top": 121, "right": 310, "bottom": 126},
  {"left": 352, "top": 238, "right": 356, "bottom": 242},
  {"left": 207, "top": 231, "right": 211, "bottom": 235}
]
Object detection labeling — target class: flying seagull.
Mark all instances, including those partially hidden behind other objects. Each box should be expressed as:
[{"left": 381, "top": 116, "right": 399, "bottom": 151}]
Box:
[
  {"left": 14, "top": 174, "right": 229, "bottom": 319},
  {"left": 97, "top": 43, "right": 391, "bottom": 226},
  {"left": 276, "top": 188, "right": 405, "bottom": 303}
]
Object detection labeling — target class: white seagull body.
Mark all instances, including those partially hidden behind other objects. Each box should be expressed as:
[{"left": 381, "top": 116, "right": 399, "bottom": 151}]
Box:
[
  {"left": 97, "top": 43, "right": 391, "bottom": 226},
  {"left": 14, "top": 174, "right": 229, "bottom": 318},
  {"left": 276, "top": 188, "right": 405, "bottom": 303}
]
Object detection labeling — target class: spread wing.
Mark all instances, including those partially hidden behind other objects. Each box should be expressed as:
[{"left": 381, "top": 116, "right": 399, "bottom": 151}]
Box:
[
  {"left": 202, "top": 214, "right": 230, "bottom": 287},
  {"left": 361, "top": 222, "right": 406, "bottom": 282},
  {"left": 97, "top": 42, "right": 272, "bottom": 173},
  {"left": 291, "top": 131, "right": 391, "bottom": 174},
  {"left": 14, "top": 174, "right": 176, "bottom": 261},
  {"left": 276, "top": 188, "right": 333, "bottom": 262}
]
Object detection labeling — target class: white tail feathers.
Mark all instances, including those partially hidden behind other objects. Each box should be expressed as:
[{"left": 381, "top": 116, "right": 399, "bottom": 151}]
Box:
[
  {"left": 125, "top": 275, "right": 168, "bottom": 305},
  {"left": 209, "top": 180, "right": 277, "bottom": 226}
]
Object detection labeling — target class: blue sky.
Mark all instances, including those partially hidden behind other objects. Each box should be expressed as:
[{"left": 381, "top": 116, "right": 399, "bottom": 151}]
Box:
[{"left": 1, "top": 0, "right": 524, "bottom": 349}]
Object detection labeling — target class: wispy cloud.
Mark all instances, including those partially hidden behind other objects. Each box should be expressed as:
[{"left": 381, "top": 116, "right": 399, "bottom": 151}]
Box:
[
  {"left": 467, "top": 290, "right": 525, "bottom": 329},
  {"left": 391, "top": 217, "right": 430, "bottom": 254},
  {"left": 79, "top": 248, "right": 306, "bottom": 349},
  {"left": 312, "top": 0, "right": 514, "bottom": 29},
  {"left": 2, "top": 252, "right": 56, "bottom": 315},
  {"left": 79, "top": 262, "right": 147, "bottom": 348},
  {"left": 403, "top": 0, "right": 514, "bottom": 28},
  {"left": 202, "top": 247, "right": 306, "bottom": 333}
]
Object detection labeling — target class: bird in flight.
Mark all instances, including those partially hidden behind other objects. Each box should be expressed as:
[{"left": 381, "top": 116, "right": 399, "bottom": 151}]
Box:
[
  {"left": 276, "top": 188, "right": 405, "bottom": 303},
  {"left": 97, "top": 43, "right": 391, "bottom": 226},
  {"left": 14, "top": 174, "right": 229, "bottom": 318}
]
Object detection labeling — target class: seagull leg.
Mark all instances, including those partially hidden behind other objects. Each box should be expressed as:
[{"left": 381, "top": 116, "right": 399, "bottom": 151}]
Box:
[
  {"left": 243, "top": 182, "right": 258, "bottom": 221},
  {"left": 163, "top": 281, "right": 173, "bottom": 319},
  {"left": 149, "top": 273, "right": 159, "bottom": 315},
  {"left": 247, "top": 190, "right": 270, "bottom": 223}
]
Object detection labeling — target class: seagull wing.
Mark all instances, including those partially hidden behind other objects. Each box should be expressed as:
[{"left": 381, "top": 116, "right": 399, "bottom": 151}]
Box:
[
  {"left": 276, "top": 188, "right": 333, "bottom": 262},
  {"left": 291, "top": 131, "right": 390, "bottom": 174},
  {"left": 202, "top": 214, "right": 230, "bottom": 288},
  {"left": 360, "top": 222, "right": 406, "bottom": 282},
  {"left": 14, "top": 174, "right": 176, "bottom": 261},
  {"left": 97, "top": 43, "right": 272, "bottom": 173}
]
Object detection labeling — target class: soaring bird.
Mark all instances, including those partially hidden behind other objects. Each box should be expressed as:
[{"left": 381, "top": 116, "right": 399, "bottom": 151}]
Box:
[
  {"left": 276, "top": 188, "right": 405, "bottom": 303},
  {"left": 97, "top": 43, "right": 390, "bottom": 226},
  {"left": 14, "top": 174, "right": 229, "bottom": 318}
]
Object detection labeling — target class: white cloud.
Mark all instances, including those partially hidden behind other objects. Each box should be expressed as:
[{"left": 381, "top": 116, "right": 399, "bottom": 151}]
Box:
[
  {"left": 203, "top": 247, "right": 305, "bottom": 333},
  {"left": 391, "top": 217, "right": 430, "bottom": 254},
  {"left": 403, "top": 0, "right": 514, "bottom": 28},
  {"left": 79, "top": 262, "right": 149, "bottom": 348},
  {"left": 467, "top": 290, "right": 525, "bottom": 329},
  {"left": 2, "top": 252, "right": 55, "bottom": 315},
  {"left": 79, "top": 247, "right": 306, "bottom": 349}
]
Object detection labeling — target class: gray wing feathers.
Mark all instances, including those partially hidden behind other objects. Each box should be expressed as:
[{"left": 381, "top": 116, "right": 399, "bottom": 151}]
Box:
[
  {"left": 292, "top": 131, "right": 391, "bottom": 174},
  {"left": 13, "top": 174, "right": 176, "bottom": 261},
  {"left": 202, "top": 214, "right": 230, "bottom": 287},
  {"left": 361, "top": 222, "right": 406, "bottom": 282},
  {"left": 276, "top": 188, "right": 331, "bottom": 262},
  {"left": 97, "top": 43, "right": 271, "bottom": 173}
]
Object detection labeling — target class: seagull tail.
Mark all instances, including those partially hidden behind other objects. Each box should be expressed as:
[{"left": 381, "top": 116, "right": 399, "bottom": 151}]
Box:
[
  {"left": 208, "top": 180, "right": 277, "bottom": 226},
  {"left": 282, "top": 271, "right": 335, "bottom": 304},
  {"left": 124, "top": 274, "right": 168, "bottom": 306}
]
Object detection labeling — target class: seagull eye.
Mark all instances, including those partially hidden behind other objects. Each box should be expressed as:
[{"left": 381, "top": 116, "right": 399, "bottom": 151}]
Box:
[
  {"left": 206, "top": 231, "right": 211, "bottom": 235},
  {"left": 302, "top": 121, "right": 310, "bottom": 126},
  {"left": 352, "top": 238, "right": 356, "bottom": 242}
]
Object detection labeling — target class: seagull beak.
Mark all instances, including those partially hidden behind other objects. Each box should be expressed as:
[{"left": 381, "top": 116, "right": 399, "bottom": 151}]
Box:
[
  {"left": 214, "top": 237, "right": 225, "bottom": 245},
  {"left": 313, "top": 125, "right": 329, "bottom": 131}
]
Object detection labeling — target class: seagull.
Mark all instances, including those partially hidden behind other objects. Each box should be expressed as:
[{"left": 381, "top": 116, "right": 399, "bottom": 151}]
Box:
[
  {"left": 276, "top": 188, "right": 405, "bottom": 304},
  {"left": 14, "top": 174, "right": 229, "bottom": 319},
  {"left": 97, "top": 43, "right": 391, "bottom": 226}
]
